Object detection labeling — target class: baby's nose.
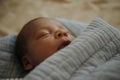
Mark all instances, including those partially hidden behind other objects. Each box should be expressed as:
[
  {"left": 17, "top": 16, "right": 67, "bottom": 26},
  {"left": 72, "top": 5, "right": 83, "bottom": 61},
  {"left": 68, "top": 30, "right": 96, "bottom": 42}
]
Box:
[{"left": 55, "top": 30, "right": 68, "bottom": 39}]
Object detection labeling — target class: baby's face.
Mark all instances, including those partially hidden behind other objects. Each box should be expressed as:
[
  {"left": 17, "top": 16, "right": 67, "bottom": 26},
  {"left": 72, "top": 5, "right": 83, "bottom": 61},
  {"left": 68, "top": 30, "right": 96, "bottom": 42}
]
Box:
[{"left": 23, "top": 18, "right": 74, "bottom": 70}]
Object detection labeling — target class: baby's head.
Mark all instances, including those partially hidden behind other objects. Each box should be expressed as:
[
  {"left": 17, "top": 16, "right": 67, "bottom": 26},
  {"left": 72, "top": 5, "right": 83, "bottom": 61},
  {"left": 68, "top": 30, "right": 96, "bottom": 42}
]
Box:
[{"left": 15, "top": 17, "right": 74, "bottom": 71}]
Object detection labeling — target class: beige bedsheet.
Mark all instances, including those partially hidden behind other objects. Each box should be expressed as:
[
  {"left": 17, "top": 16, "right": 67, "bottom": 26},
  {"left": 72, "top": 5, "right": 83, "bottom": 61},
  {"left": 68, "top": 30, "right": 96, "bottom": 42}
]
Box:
[{"left": 0, "top": 0, "right": 120, "bottom": 37}]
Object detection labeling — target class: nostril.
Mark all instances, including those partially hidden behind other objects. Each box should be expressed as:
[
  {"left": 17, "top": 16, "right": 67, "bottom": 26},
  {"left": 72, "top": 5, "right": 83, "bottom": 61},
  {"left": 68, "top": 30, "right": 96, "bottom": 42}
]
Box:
[
  {"left": 64, "top": 32, "right": 68, "bottom": 36},
  {"left": 55, "top": 32, "right": 62, "bottom": 38},
  {"left": 58, "top": 33, "right": 62, "bottom": 37},
  {"left": 55, "top": 30, "right": 68, "bottom": 39}
]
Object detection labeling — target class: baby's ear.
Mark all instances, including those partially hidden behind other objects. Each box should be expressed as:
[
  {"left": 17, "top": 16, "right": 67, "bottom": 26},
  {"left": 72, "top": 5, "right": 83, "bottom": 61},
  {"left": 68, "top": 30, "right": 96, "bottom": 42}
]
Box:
[{"left": 22, "top": 56, "right": 33, "bottom": 71}]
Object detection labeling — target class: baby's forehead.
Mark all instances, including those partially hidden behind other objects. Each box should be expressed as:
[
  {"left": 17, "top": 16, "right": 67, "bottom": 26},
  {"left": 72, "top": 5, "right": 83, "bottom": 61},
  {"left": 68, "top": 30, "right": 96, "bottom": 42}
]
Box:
[
  {"left": 31, "top": 18, "right": 62, "bottom": 26},
  {"left": 29, "top": 18, "right": 64, "bottom": 30},
  {"left": 24, "top": 18, "right": 64, "bottom": 37}
]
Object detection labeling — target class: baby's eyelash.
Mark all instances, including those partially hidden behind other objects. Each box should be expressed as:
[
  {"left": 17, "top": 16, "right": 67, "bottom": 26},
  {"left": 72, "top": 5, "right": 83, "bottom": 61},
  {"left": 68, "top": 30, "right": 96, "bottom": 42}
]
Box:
[{"left": 36, "top": 33, "right": 49, "bottom": 40}]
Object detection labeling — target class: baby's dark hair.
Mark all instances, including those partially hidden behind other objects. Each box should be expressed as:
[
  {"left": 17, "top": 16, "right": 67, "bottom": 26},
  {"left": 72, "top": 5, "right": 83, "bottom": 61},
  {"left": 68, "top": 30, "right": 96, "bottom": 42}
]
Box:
[{"left": 15, "top": 17, "right": 45, "bottom": 65}]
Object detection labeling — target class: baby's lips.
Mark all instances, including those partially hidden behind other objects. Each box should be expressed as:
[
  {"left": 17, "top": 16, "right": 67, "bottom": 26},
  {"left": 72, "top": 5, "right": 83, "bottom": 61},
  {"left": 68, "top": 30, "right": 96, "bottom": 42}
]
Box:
[{"left": 58, "top": 40, "right": 71, "bottom": 50}]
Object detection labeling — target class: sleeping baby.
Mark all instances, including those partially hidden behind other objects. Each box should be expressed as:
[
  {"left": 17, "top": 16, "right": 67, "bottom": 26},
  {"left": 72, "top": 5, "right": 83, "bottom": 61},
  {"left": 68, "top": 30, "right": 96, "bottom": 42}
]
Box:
[{"left": 15, "top": 17, "right": 75, "bottom": 71}]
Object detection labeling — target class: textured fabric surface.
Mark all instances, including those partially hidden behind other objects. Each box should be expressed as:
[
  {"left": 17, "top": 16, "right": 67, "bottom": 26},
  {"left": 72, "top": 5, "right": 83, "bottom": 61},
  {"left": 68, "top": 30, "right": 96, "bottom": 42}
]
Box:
[
  {"left": 0, "top": 35, "right": 26, "bottom": 78},
  {"left": 24, "top": 18, "right": 120, "bottom": 80},
  {"left": 0, "top": 18, "right": 87, "bottom": 79}
]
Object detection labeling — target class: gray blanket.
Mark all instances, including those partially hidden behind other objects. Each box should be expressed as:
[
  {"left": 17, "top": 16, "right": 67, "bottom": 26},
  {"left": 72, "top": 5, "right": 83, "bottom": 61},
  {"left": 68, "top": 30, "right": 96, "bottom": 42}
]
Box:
[{"left": 23, "top": 18, "right": 120, "bottom": 80}]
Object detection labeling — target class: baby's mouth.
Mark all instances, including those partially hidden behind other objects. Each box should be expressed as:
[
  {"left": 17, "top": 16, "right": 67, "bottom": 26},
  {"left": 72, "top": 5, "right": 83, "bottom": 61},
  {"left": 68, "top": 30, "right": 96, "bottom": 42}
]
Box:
[{"left": 58, "top": 40, "right": 71, "bottom": 50}]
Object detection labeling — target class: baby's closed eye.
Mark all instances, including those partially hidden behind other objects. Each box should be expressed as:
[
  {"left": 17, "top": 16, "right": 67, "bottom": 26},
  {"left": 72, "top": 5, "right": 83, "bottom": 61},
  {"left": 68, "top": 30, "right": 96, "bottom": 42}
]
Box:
[
  {"left": 36, "top": 32, "right": 50, "bottom": 40},
  {"left": 35, "top": 30, "right": 50, "bottom": 40}
]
